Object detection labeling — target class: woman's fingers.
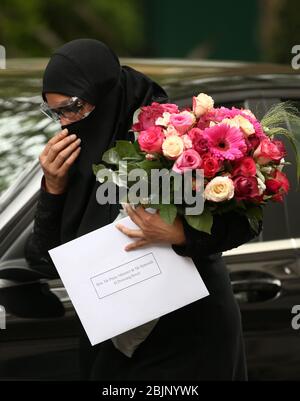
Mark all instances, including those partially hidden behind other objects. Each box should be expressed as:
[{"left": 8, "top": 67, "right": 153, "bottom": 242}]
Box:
[
  {"left": 52, "top": 137, "right": 82, "bottom": 169},
  {"left": 124, "top": 204, "right": 145, "bottom": 229},
  {"left": 58, "top": 146, "right": 81, "bottom": 175},
  {"left": 125, "top": 239, "right": 149, "bottom": 252},
  {"left": 47, "top": 133, "right": 79, "bottom": 163},
  {"left": 43, "top": 129, "right": 69, "bottom": 157},
  {"left": 134, "top": 206, "right": 158, "bottom": 221},
  {"left": 115, "top": 224, "right": 145, "bottom": 239}
]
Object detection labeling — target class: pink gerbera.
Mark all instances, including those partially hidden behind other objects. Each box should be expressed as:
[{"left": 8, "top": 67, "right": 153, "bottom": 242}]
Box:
[{"left": 203, "top": 124, "right": 247, "bottom": 161}]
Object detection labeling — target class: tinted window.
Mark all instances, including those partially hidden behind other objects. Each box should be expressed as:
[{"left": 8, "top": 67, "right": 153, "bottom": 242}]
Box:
[
  {"left": 259, "top": 99, "right": 300, "bottom": 241},
  {"left": 0, "top": 74, "right": 58, "bottom": 195}
]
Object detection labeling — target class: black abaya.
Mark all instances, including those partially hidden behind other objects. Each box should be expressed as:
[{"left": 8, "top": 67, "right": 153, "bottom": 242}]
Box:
[{"left": 25, "top": 39, "right": 262, "bottom": 381}]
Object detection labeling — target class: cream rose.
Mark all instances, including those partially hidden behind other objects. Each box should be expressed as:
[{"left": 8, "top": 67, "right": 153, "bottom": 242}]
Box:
[
  {"left": 204, "top": 176, "right": 235, "bottom": 202},
  {"left": 221, "top": 115, "right": 255, "bottom": 136},
  {"left": 234, "top": 115, "right": 255, "bottom": 136},
  {"left": 162, "top": 135, "right": 184, "bottom": 159},
  {"left": 193, "top": 93, "right": 214, "bottom": 117},
  {"left": 164, "top": 125, "right": 179, "bottom": 137}
]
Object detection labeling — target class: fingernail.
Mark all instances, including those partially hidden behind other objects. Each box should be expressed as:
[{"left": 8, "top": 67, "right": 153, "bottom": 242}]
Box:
[
  {"left": 62, "top": 128, "right": 68, "bottom": 134},
  {"left": 70, "top": 134, "right": 77, "bottom": 139}
]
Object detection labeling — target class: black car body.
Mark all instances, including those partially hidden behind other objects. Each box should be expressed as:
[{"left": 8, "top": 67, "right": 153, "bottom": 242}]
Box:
[{"left": 0, "top": 59, "right": 300, "bottom": 380}]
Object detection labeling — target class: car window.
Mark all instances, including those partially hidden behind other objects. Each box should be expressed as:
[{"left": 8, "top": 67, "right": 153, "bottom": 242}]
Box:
[
  {"left": 258, "top": 98, "right": 300, "bottom": 241},
  {"left": 0, "top": 74, "right": 58, "bottom": 196},
  {"left": 279, "top": 99, "right": 300, "bottom": 239}
]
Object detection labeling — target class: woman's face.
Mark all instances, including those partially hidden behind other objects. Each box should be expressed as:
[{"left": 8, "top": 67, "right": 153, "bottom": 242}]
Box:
[{"left": 45, "top": 93, "right": 95, "bottom": 126}]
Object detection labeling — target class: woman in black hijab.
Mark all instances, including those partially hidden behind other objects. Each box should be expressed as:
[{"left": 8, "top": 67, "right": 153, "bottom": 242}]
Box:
[{"left": 25, "top": 38, "right": 261, "bottom": 381}]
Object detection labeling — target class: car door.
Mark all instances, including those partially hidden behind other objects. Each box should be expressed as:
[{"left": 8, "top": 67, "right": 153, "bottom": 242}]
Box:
[
  {"left": 0, "top": 83, "right": 82, "bottom": 380},
  {"left": 0, "top": 171, "right": 82, "bottom": 380},
  {"left": 223, "top": 96, "right": 300, "bottom": 380}
]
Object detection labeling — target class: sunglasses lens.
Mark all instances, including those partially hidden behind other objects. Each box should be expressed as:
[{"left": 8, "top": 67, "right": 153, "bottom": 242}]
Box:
[
  {"left": 40, "top": 103, "right": 59, "bottom": 121},
  {"left": 40, "top": 98, "right": 92, "bottom": 122}
]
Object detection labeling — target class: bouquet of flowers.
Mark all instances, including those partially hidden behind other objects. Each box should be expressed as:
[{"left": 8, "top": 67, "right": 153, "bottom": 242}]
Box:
[{"left": 93, "top": 93, "right": 300, "bottom": 234}]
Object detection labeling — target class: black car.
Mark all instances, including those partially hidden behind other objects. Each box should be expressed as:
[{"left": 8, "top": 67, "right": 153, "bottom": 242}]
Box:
[{"left": 0, "top": 59, "right": 300, "bottom": 380}]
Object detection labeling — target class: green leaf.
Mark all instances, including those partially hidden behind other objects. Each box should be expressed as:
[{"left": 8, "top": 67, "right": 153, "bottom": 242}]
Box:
[
  {"left": 133, "top": 140, "right": 142, "bottom": 153},
  {"left": 102, "top": 148, "right": 120, "bottom": 165},
  {"left": 115, "top": 140, "right": 143, "bottom": 160},
  {"left": 136, "top": 160, "right": 163, "bottom": 171},
  {"left": 244, "top": 206, "right": 263, "bottom": 235},
  {"left": 92, "top": 163, "right": 106, "bottom": 176},
  {"left": 157, "top": 204, "right": 177, "bottom": 225},
  {"left": 184, "top": 208, "right": 213, "bottom": 234}
]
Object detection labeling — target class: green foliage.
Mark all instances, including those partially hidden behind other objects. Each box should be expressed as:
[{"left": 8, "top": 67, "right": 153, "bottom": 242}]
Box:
[
  {"left": 244, "top": 206, "right": 263, "bottom": 235},
  {"left": 261, "top": 102, "right": 300, "bottom": 181},
  {"left": 0, "top": 0, "right": 144, "bottom": 57},
  {"left": 184, "top": 208, "right": 213, "bottom": 234}
]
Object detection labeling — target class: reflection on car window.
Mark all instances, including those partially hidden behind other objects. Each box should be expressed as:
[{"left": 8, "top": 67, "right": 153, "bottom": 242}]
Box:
[{"left": 0, "top": 91, "right": 58, "bottom": 195}]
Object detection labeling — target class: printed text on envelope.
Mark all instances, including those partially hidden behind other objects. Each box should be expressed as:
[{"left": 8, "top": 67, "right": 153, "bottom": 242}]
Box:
[{"left": 91, "top": 253, "right": 161, "bottom": 299}]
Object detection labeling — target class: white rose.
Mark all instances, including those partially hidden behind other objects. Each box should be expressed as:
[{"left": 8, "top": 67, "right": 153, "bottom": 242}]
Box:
[
  {"left": 162, "top": 135, "right": 184, "bottom": 159},
  {"left": 155, "top": 112, "right": 171, "bottom": 127},
  {"left": 204, "top": 176, "right": 235, "bottom": 202},
  {"left": 193, "top": 93, "right": 214, "bottom": 117}
]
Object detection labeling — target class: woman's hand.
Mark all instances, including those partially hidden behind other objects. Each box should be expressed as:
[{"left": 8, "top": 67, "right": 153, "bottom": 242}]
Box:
[
  {"left": 39, "top": 128, "right": 81, "bottom": 194},
  {"left": 116, "top": 205, "right": 186, "bottom": 251}
]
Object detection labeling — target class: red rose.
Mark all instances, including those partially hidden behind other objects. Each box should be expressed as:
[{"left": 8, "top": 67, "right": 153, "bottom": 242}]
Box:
[
  {"left": 265, "top": 169, "right": 290, "bottom": 202},
  {"left": 132, "top": 102, "right": 164, "bottom": 131},
  {"left": 231, "top": 157, "right": 257, "bottom": 177},
  {"left": 201, "top": 154, "right": 220, "bottom": 178},
  {"left": 233, "top": 176, "right": 260, "bottom": 201}
]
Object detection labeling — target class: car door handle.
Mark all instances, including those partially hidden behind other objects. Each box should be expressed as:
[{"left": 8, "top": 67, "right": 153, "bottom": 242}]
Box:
[{"left": 230, "top": 272, "right": 282, "bottom": 303}]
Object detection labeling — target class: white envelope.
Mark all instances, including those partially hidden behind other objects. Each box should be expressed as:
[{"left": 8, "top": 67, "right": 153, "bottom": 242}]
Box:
[{"left": 49, "top": 216, "right": 209, "bottom": 346}]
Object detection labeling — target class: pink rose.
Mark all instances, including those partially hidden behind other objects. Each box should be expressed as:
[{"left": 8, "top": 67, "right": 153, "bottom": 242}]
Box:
[
  {"left": 253, "top": 139, "right": 285, "bottom": 165},
  {"left": 265, "top": 170, "right": 290, "bottom": 202},
  {"left": 188, "top": 128, "right": 209, "bottom": 155},
  {"left": 138, "top": 126, "right": 164, "bottom": 153},
  {"left": 231, "top": 157, "right": 257, "bottom": 177},
  {"left": 173, "top": 149, "right": 202, "bottom": 174},
  {"left": 170, "top": 111, "right": 196, "bottom": 135},
  {"left": 233, "top": 176, "right": 260, "bottom": 201},
  {"left": 161, "top": 103, "right": 179, "bottom": 114},
  {"left": 201, "top": 154, "right": 220, "bottom": 178},
  {"left": 132, "top": 102, "right": 164, "bottom": 131}
]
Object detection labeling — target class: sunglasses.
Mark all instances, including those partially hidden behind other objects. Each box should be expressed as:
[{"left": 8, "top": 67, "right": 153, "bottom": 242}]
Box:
[{"left": 40, "top": 96, "right": 93, "bottom": 122}]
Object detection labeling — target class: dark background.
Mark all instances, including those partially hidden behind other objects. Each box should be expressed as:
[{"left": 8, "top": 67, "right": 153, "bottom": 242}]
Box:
[{"left": 0, "top": 0, "right": 299, "bottom": 63}]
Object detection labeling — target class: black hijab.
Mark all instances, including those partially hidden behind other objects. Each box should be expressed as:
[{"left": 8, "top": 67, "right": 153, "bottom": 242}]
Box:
[{"left": 42, "top": 39, "right": 168, "bottom": 243}]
